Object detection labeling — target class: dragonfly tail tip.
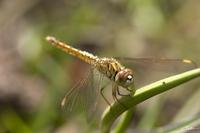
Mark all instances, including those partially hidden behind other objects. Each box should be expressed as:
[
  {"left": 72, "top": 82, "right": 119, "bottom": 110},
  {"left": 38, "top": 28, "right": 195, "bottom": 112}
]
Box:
[{"left": 46, "top": 36, "right": 57, "bottom": 45}]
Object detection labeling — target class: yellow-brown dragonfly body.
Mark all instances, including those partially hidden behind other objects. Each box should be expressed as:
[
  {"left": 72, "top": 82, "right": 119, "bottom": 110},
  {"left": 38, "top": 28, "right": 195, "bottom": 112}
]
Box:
[
  {"left": 46, "top": 36, "right": 135, "bottom": 106},
  {"left": 46, "top": 36, "right": 195, "bottom": 108}
]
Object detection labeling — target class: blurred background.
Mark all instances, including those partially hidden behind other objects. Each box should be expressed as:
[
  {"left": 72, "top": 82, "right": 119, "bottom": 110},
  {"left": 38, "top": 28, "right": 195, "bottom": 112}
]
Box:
[{"left": 0, "top": 0, "right": 200, "bottom": 133}]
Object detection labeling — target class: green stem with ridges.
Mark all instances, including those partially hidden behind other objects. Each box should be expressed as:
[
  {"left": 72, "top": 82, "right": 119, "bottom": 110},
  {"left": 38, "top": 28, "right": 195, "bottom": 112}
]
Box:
[
  {"left": 113, "top": 107, "right": 135, "bottom": 133},
  {"left": 100, "top": 68, "right": 200, "bottom": 133}
]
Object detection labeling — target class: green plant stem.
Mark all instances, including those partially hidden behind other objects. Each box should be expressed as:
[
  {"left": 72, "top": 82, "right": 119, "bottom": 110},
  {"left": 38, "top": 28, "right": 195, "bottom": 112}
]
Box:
[
  {"left": 100, "top": 68, "right": 200, "bottom": 133},
  {"left": 113, "top": 107, "right": 135, "bottom": 133}
]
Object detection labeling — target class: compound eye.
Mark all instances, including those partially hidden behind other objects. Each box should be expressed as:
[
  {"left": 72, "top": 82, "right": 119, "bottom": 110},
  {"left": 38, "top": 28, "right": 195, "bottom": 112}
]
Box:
[{"left": 126, "top": 75, "right": 133, "bottom": 83}]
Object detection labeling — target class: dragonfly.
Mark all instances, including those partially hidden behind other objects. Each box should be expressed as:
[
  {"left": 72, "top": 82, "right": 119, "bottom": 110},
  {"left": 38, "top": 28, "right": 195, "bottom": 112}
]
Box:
[{"left": 46, "top": 36, "right": 196, "bottom": 113}]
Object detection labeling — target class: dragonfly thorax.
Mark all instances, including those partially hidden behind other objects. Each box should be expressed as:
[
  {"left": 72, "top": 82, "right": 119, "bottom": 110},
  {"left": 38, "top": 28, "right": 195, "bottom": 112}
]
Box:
[{"left": 95, "top": 58, "right": 124, "bottom": 80}]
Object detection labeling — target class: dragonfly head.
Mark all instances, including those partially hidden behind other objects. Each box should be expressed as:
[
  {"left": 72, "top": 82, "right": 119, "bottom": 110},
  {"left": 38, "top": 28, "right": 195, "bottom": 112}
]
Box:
[{"left": 115, "top": 68, "right": 135, "bottom": 89}]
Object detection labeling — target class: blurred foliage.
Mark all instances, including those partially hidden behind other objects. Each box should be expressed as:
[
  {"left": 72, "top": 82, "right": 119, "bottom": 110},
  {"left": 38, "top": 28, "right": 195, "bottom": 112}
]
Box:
[{"left": 0, "top": 0, "right": 200, "bottom": 132}]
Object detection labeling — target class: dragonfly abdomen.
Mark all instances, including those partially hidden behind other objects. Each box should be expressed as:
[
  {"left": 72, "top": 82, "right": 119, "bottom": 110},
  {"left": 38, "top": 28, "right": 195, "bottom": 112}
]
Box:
[
  {"left": 46, "top": 36, "right": 98, "bottom": 66},
  {"left": 46, "top": 36, "right": 125, "bottom": 81}
]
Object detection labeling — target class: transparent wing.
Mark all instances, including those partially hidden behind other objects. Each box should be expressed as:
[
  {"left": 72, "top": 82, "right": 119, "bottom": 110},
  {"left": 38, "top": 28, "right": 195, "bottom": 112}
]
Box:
[
  {"left": 115, "top": 57, "right": 197, "bottom": 88},
  {"left": 85, "top": 68, "right": 105, "bottom": 123},
  {"left": 61, "top": 67, "right": 106, "bottom": 122}
]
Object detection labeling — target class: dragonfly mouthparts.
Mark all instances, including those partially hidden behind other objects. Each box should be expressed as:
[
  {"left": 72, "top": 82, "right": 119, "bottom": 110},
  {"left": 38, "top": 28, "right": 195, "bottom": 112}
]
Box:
[{"left": 46, "top": 36, "right": 57, "bottom": 45}]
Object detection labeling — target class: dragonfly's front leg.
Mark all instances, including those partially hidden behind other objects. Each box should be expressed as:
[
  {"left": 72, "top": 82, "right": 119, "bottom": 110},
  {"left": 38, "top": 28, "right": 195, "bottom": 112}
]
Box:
[
  {"left": 115, "top": 86, "right": 135, "bottom": 97},
  {"left": 116, "top": 87, "right": 131, "bottom": 96},
  {"left": 112, "top": 83, "right": 128, "bottom": 109},
  {"left": 112, "top": 83, "right": 117, "bottom": 101},
  {"left": 100, "top": 83, "right": 111, "bottom": 106}
]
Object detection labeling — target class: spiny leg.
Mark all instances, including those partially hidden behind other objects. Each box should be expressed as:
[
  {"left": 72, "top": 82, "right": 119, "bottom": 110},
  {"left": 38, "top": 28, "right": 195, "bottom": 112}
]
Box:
[
  {"left": 100, "top": 83, "right": 111, "bottom": 107},
  {"left": 112, "top": 84, "right": 128, "bottom": 109},
  {"left": 112, "top": 85, "right": 117, "bottom": 102},
  {"left": 116, "top": 87, "right": 135, "bottom": 97},
  {"left": 116, "top": 87, "right": 131, "bottom": 97}
]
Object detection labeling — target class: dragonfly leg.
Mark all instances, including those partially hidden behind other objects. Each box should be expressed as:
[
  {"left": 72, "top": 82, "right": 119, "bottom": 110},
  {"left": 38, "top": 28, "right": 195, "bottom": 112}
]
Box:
[
  {"left": 112, "top": 85, "right": 117, "bottom": 101},
  {"left": 100, "top": 84, "right": 111, "bottom": 106},
  {"left": 116, "top": 87, "right": 131, "bottom": 96},
  {"left": 112, "top": 84, "right": 128, "bottom": 109},
  {"left": 115, "top": 87, "right": 134, "bottom": 97},
  {"left": 126, "top": 87, "right": 133, "bottom": 92}
]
